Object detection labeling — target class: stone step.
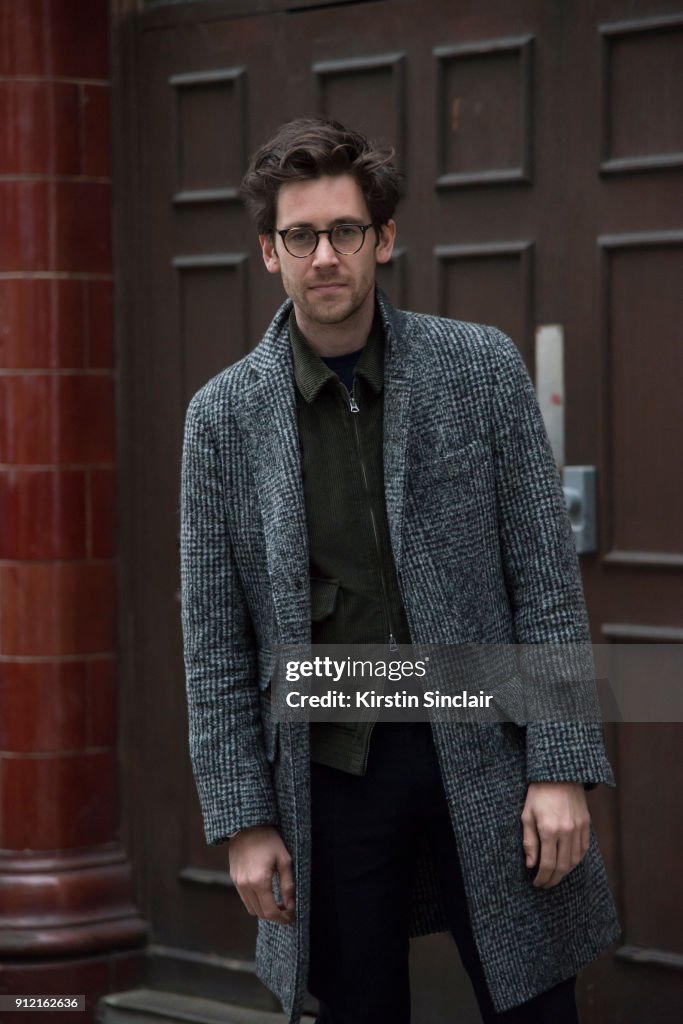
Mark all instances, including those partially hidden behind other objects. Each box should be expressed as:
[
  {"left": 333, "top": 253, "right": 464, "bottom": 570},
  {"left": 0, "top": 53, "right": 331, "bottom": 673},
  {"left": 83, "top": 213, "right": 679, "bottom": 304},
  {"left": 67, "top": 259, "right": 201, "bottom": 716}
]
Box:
[{"left": 97, "top": 988, "right": 316, "bottom": 1024}]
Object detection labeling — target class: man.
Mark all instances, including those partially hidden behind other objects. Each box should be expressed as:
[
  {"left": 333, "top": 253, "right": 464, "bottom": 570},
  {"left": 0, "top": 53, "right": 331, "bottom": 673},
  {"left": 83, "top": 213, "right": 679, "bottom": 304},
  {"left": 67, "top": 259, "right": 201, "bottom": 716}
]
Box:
[{"left": 180, "top": 117, "right": 620, "bottom": 1024}]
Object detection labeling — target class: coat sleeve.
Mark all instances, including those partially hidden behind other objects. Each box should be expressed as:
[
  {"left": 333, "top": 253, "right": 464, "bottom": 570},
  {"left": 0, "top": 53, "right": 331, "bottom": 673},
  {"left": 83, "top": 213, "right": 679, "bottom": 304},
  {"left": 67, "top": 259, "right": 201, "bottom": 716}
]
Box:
[
  {"left": 487, "top": 328, "right": 615, "bottom": 787},
  {"left": 180, "top": 390, "right": 280, "bottom": 844}
]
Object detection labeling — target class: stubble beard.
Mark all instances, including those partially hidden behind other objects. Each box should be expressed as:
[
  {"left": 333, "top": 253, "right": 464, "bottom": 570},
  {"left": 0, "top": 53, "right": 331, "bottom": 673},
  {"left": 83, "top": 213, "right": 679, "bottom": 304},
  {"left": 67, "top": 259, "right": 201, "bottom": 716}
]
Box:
[{"left": 300, "top": 280, "right": 373, "bottom": 327}]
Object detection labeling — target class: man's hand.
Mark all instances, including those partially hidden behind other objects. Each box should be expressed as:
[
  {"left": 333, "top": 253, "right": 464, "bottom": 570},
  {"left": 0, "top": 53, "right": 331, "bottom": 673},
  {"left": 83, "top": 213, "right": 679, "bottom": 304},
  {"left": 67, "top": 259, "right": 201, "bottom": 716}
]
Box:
[
  {"left": 521, "top": 781, "right": 591, "bottom": 889},
  {"left": 228, "top": 825, "right": 295, "bottom": 925}
]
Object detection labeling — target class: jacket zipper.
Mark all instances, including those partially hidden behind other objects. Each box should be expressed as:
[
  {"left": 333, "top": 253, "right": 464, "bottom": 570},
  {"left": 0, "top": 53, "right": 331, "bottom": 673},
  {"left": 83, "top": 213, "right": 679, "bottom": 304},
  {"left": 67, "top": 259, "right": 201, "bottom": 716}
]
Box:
[
  {"left": 347, "top": 379, "right": 397, "bottom": 774},
  {"left": 347, "top": 380, "right": 397, "bottom": 652}
]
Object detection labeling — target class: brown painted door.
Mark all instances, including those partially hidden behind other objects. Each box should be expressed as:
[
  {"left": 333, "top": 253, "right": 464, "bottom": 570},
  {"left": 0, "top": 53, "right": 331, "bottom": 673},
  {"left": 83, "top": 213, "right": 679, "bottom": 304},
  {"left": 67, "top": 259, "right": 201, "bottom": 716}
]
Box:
[
  {"left": 115, "top": 1, "right": 683, "bottom": 1019},
  {"left": 557, "top": 5, "right": 683, "bottom": 1021}
]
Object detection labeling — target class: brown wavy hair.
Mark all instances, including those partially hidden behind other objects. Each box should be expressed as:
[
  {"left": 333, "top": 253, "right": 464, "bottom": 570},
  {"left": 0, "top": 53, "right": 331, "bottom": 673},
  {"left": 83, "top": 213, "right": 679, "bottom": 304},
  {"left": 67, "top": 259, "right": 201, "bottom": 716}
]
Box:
[{"left": 240, "top": 117, "right": 403, "bottom": 235}]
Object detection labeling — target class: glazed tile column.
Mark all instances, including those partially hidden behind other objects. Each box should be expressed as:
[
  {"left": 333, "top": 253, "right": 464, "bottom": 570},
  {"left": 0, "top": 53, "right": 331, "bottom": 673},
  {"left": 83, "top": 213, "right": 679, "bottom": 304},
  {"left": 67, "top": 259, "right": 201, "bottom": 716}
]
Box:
[{"left": 0, "top": 0, "right": 145, "bottom": 1011}]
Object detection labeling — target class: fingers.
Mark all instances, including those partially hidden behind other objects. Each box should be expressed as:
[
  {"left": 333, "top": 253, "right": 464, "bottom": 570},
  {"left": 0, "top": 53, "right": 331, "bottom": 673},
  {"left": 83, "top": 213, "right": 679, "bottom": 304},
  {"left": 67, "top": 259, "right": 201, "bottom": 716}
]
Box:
[
  {"left": 533, "top": 820, "right": 590, "bottom": 889},
  {"left": 237, "top": 885, "right": 260, "bottom": 918},
  {"left": 234, "top": 870, "right": 294, "bottom": 925},
  {"left": 542, "top": 832, "right": 571, "bottom": 889},
  {"left": 253, "top": 869, "right": 294, "bottom": 925},
  {"left": 532, "top": 833, "right": 558, "bottom": 888},
  {"left": 277, "top": 849, "right": 296, "bottom": 914},
  {"left": 228, "top": 828, "right": 295, "bottom": 925},
  {"left": 570, "top": 821, "right": 584, "bottom": 871},
  {"left": 522, "top": 783, "right": 592, "bottom": 890},
  {"left": 521, "top": 809, "right": 539, "bottom": 872}
]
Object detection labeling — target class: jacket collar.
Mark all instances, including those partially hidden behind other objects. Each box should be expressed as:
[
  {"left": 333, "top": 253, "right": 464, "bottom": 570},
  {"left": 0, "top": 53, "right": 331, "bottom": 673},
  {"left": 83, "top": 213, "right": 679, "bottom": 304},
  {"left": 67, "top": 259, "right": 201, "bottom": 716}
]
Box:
[
  {"left": 288, "top": 305, "right": 385, "bottom": 403},
  {"left": 244, "top": 287, "right": 413, "bottom": 384}
]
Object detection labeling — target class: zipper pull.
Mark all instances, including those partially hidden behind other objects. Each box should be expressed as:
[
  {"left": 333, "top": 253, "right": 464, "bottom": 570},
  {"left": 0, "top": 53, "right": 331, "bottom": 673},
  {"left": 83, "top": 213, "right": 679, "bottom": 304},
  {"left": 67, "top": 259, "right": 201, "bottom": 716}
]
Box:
[
  {"left": 389, "top": 633, "right": 398, "bottom": 652},
  {"left": 349, "top": 394, "right": 359, "bottom": 413}
]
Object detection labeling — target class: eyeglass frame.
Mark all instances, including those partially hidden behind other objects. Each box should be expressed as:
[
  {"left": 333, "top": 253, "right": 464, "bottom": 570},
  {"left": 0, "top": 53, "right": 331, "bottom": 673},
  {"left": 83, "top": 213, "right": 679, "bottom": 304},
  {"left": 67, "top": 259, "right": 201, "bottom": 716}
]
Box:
[{"left": 275, "top": 222, "right": 377, "bottom": 258}]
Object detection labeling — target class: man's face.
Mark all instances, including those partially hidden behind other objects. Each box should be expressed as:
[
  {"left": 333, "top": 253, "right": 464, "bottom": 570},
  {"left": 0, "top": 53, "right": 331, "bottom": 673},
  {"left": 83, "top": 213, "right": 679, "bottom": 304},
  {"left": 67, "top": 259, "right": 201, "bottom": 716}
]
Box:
[{"left": 259, "top": 174, "right": 395, "bottom": 333}]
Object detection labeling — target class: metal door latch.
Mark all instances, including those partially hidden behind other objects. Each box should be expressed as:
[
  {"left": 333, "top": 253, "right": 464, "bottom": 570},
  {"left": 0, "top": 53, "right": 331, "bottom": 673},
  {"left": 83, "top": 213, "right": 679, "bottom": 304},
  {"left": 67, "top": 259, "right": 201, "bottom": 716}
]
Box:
[{"left": 562, "top": 466, "right": 597, "bottom": 554}]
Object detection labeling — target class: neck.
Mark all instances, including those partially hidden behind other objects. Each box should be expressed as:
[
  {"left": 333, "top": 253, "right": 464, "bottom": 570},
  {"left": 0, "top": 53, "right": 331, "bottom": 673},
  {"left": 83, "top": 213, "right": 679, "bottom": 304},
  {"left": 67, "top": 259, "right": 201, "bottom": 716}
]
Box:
[{"left": 294, "top": 288, "right": 375, "bottom": 357}]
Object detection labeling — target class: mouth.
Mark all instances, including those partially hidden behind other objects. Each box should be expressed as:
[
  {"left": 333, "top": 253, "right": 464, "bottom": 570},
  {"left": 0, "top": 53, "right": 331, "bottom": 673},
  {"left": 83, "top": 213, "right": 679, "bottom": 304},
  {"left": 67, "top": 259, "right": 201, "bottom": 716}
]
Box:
[{"left": 309, "top": 282, "right": 346, "bottom": 292}]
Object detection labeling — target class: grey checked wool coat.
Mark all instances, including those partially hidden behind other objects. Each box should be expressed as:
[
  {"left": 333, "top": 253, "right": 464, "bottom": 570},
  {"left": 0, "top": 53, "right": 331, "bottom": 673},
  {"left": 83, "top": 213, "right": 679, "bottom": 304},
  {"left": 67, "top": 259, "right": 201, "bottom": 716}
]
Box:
[{"left": 180, "top": 290, "right": 620, "bottom": 1021}]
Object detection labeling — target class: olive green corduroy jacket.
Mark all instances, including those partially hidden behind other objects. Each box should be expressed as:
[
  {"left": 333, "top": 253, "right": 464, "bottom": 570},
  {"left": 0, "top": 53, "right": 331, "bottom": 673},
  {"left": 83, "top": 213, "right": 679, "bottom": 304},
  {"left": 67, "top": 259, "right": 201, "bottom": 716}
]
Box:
[{"left": 289, "top": 309, "right": 411, "bottom": 774}]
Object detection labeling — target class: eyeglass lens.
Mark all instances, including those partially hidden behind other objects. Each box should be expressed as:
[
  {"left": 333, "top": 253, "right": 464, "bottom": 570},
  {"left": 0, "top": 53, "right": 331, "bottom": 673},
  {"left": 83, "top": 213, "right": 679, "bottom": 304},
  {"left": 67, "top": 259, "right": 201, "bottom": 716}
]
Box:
[{"left": 284, "top": 224, "right": 366, "bottom": 257}]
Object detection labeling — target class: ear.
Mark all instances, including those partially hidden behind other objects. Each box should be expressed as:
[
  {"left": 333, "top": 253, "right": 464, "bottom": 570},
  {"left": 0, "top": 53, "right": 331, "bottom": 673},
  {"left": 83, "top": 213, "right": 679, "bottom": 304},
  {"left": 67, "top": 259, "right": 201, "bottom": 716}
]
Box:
[
  {"left": 259, "top": 233, "right": 281, "bottom": 274},
  {"left": 374, "top": 220, "right": 397, "bottom": 265}
]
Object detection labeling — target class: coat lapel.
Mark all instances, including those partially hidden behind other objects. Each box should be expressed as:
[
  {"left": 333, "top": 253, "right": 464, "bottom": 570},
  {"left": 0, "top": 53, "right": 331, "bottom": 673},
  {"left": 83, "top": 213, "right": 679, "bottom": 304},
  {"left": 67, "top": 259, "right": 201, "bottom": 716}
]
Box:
[
  {"left": 378, "top": 290, "right": 414, "bottom": 573},
  {"left": 234, "top": 302, "right": 311, "bottom": 643}
]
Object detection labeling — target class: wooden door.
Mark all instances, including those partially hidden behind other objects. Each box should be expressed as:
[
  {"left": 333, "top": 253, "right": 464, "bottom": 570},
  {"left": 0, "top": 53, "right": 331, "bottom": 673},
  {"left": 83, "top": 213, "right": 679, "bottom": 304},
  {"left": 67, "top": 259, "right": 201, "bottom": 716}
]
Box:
[
  {"left": 114, "top": 1, "right": 683, "bottom": 1019},
  {"left": 558, "top": 4, "right": 683, "bottom": 1021}
]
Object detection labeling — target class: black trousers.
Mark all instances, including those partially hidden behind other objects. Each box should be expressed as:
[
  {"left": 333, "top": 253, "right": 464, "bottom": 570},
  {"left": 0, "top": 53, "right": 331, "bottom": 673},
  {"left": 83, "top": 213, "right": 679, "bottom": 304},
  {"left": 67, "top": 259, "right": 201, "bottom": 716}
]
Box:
[{"left": 308, "top": 722, "right": 579, "bottom": 1024}]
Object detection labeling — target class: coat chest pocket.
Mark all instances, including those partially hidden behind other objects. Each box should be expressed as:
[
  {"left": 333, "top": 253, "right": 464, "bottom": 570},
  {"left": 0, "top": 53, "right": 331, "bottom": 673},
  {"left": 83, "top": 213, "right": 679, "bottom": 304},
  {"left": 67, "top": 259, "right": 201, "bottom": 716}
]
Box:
[{"left": 408, "top": 439, "right": 491, "bottom": 504}]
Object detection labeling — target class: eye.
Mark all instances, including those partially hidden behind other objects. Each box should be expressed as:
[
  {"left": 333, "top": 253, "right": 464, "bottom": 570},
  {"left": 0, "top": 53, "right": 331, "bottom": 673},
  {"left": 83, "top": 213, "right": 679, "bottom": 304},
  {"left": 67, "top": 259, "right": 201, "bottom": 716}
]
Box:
[
  {"left": 287, "top": 228, "right": 314, "bottom": 244},
  {"left": 334, "top": 224, "right": 361, "bottom": 240}
]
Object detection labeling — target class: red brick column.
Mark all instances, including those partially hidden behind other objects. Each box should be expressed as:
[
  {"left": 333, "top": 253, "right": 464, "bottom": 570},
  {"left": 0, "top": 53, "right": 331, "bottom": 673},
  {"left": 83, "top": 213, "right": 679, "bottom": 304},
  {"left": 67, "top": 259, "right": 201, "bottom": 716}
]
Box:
[{"left": 0, "top": 0, "right": 145, "bottom": 1012}]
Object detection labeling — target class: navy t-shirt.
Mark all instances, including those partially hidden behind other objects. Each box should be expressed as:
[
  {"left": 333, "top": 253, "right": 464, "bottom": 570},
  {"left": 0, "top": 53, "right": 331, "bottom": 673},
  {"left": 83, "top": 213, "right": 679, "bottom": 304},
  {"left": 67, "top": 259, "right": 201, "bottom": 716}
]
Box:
[{"left": 321, "top": 348, "right": 364, "bottom": 392}]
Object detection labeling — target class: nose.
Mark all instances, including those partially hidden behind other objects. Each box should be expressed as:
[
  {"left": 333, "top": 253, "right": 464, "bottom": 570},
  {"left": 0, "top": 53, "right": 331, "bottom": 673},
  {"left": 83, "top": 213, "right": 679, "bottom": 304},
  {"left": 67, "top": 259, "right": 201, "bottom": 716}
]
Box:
[{"left": 311, "top": 233, "right": 340, "bottom": 269}]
